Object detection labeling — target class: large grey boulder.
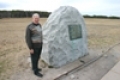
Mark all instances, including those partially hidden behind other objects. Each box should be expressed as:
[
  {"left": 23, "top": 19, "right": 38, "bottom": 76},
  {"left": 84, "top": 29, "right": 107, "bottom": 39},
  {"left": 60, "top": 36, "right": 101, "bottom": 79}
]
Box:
[{"left": 41, "top": 6, "right": 88, "bottom": 68}]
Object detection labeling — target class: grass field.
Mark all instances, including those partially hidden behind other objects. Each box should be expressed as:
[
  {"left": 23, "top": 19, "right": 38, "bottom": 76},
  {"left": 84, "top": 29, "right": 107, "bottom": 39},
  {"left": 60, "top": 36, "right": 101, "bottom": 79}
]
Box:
[{"left": 0, "top": 18, "right": 120, "bottom": 80}]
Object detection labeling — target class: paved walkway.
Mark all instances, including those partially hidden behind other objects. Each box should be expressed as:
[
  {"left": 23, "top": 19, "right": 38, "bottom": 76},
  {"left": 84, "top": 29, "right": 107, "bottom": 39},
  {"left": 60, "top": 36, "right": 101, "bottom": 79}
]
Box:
[
  {"left": 101, "top": 43, "right": 120, "bottom": 80},
  {"left": 101, "top": 60, "right": 120, "bottom": 80}
]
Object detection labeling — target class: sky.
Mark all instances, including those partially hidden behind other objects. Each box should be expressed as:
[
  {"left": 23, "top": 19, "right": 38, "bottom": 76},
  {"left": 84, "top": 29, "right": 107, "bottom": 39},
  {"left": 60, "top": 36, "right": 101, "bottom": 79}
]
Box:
[{"left": 0, "top": 0, "right": 120, "bottom": 17}]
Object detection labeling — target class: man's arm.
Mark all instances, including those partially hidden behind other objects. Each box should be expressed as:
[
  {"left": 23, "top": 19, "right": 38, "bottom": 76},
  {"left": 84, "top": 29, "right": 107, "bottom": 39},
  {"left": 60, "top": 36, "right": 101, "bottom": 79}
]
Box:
[{"left": 25, "top": 25, "right": 33, "bottom": 50}]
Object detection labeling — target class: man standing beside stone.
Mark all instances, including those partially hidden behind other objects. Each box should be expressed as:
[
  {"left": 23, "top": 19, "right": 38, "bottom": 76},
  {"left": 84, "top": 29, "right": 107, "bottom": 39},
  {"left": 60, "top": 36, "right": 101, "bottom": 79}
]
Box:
[{"left": 25, "top": 13, "right": 43, "bottom": 77}]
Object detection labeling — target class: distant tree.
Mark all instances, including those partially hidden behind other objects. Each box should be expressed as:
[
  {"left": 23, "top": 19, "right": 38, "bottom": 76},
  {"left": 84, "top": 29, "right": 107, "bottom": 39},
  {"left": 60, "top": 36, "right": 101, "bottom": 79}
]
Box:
[
  {"left": 0, "top": 11, "right": 2, "bottom": 19},
  {"left": 84, "top": 15, "right": 92, "bottom": 18},
  {"left": 92, "top": 15, "right": 108, "bottom": 18},
  {"left": 108, "top": 16, "right": 120, "bottom": 19}
]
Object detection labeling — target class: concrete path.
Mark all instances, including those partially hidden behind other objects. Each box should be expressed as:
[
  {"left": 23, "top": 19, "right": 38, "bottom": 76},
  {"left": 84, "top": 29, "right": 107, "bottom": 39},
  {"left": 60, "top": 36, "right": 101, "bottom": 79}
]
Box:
[
  {"left": 101, "top": 61, "right": 120, "bottom": 80},
  {"left": 101, "top": 43, "right": 120, "bottom": 80}
]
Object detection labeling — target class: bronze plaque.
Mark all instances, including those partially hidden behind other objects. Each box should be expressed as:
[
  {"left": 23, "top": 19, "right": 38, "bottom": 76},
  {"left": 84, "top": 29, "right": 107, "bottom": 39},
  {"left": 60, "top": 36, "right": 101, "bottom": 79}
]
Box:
[{"left": 68, "top": 25, "right": 82, "bottom": 40}]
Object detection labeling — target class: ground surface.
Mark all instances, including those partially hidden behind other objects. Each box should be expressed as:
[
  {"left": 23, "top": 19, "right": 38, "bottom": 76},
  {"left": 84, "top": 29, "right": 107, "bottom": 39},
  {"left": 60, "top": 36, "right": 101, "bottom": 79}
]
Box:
[
  {"left": 59, "top": 43, "right": 120, "bottom": 80},
  {"left": 0, "top": 18, "right": 120, "bottom": 80}
]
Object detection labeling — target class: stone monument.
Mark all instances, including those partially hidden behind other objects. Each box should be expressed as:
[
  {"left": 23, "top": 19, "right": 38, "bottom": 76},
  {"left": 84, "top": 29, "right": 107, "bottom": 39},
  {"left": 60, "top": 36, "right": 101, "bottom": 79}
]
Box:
[{"left": 41, "top": 6, "right": 88, "bottom": 68}]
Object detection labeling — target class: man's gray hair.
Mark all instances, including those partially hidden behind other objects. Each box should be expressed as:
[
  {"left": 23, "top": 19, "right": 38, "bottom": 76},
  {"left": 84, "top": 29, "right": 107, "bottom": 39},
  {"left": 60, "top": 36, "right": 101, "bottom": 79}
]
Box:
[{"left": 32, "top": 13, "right": 40, "bottom": 18}]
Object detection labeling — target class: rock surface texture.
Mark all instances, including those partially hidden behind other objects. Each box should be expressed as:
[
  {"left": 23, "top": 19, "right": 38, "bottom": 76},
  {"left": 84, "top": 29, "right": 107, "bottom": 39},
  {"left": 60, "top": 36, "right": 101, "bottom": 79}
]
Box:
[{"left": 41, "top": 6, "right": 88, "bottom": 68}]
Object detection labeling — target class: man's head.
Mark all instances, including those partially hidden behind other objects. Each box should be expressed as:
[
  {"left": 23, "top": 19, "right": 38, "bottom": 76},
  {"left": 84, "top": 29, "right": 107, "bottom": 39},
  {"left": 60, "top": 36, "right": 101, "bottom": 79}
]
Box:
[{"left": 32, "top": 13, "right": 40, "bottom": 24}]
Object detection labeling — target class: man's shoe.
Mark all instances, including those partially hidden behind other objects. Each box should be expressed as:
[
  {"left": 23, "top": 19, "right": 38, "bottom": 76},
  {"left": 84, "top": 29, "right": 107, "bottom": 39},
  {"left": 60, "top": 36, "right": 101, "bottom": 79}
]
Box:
[{"left": 34, "top": 72, "right": 43, "bottom": 77}]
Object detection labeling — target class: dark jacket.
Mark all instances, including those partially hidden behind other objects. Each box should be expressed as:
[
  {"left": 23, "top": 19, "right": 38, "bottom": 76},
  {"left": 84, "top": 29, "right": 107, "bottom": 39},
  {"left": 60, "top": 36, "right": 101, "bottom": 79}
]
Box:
[{"left": 25, "top": 23, "right": 43, "bottom": 49}]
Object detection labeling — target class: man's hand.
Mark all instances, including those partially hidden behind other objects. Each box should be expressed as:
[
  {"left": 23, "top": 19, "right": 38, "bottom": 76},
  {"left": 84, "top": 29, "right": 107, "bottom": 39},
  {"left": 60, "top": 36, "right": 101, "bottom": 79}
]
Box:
[{"left": 30, "top": 49, "right": 34, "bottom": 54}]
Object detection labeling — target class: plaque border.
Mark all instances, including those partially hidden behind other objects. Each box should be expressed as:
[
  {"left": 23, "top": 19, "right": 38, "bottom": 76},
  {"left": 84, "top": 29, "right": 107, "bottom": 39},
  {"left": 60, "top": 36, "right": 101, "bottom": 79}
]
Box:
[{"left": 68, "top": 24, "right": 82, "bottom": 40}]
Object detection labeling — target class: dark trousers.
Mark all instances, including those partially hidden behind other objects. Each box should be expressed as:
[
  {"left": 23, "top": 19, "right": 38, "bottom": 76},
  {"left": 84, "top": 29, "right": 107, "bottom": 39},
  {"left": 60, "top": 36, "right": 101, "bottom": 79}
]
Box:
[{"left": 30, "top": 47, "right": 42, "bottom": 73}]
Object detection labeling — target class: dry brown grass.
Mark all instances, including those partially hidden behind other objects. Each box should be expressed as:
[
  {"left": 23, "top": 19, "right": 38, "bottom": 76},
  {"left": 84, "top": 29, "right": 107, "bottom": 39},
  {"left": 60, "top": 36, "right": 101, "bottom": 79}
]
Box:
[
  {"left": 0, "top": 18, "right": 120, "bottom": 80},
  {"left": 86, "top": 18, "right": 120, "bottom": 48}
]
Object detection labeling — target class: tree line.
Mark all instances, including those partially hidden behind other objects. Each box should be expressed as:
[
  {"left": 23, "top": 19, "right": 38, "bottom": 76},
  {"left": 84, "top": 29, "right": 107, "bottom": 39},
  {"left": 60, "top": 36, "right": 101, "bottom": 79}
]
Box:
[
  {"left": 0, "top": 10, "right": 120, "bottom": 19},
  {"left": 0, "top": 10, "right": 51, "bottom": 18},
  {"left": 84, "top": 15, "right": 120, "bottom": 19}
]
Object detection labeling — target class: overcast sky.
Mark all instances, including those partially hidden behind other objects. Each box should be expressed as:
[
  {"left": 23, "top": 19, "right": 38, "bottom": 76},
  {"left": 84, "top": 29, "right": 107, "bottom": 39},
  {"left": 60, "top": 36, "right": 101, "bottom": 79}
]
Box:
[{"left": 0, "top": 0, "right": 120, "bottom": 16}]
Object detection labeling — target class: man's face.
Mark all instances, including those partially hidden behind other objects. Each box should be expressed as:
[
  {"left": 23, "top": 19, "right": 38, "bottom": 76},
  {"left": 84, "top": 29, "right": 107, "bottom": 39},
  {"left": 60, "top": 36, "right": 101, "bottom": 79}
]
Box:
[{"left": 32, "top": 16, "right": 40, "bottom": 24}]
